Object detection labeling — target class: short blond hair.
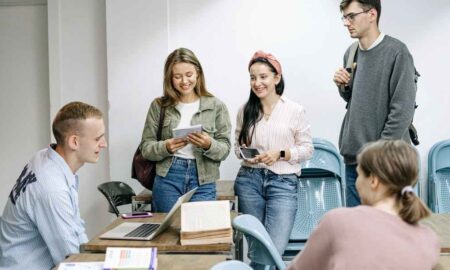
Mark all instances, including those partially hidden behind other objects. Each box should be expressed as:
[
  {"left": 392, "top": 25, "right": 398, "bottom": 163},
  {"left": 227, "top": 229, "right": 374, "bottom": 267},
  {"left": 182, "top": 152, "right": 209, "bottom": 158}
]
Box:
[{"left": 52, "top": 101, "right": 103, "bottom": 145}]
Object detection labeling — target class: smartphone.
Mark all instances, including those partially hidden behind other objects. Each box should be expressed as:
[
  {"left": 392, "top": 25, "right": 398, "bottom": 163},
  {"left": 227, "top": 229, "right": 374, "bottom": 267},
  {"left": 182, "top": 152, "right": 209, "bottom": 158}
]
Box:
[
  {"left": 239, "top": 147, "right": 260, "bottom": 160},
  {"left": 121, "top": 212, "right": 153, "bottom": 219}
]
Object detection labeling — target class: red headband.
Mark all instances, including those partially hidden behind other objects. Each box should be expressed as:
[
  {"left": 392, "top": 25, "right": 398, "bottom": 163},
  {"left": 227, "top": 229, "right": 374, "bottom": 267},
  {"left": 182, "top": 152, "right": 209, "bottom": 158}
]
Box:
[{"left": 249, "top": 50, "right": 282, "bottom": 75}]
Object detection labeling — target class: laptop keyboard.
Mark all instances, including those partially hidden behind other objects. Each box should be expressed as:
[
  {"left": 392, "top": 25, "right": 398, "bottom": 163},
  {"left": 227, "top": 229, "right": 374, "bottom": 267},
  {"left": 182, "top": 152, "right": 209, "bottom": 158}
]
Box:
[{"left": 125, "top": 223, "right": 160, "bottom": 238}]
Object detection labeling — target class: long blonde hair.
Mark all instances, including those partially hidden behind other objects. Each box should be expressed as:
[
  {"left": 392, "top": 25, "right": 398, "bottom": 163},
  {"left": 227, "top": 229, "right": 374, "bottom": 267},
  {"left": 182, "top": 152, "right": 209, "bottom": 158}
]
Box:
[
  {"left": 158, "top": 48, "right": 213, "bottom": 107},
  {"left": 357, "top": 140, "right": 431, "bottom": 224}
]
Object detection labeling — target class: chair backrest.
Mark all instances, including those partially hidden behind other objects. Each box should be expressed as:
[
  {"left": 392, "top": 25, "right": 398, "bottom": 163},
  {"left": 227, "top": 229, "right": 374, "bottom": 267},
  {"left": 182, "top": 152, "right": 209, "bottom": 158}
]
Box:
[
  {"left": 210, "top": 260, "right": 252, "bottom": 270},
  {"left": 97, "top": 181, "right": 136, "bottom": 216},
  {"left": 232, "top": 215, "right": 285, "bottom": 270},
  {"left": 428, "top": 140, "right": 450, "bottom": 213},
  {"left": 284, "top": 138, "right": 344, "bottom": 258}
]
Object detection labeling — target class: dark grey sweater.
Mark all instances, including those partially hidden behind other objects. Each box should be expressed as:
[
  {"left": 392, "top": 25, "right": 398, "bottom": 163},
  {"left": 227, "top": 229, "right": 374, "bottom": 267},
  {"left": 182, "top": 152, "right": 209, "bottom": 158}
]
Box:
[{"left": 338, "top": 35, "right": 416, "bottom": 164}]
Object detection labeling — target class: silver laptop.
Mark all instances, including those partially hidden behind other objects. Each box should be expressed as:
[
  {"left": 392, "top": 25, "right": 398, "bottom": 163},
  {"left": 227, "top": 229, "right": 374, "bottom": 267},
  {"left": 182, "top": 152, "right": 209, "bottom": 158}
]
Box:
[{"left": 99, "top": 188, "right": 197, "bottom": 241}]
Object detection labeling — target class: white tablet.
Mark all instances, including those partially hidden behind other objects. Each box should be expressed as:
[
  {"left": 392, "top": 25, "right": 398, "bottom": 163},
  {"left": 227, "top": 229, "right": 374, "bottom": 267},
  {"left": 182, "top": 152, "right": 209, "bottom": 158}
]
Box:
[{"left": 173, "top": 124, "right": 203, "bottom": 139}]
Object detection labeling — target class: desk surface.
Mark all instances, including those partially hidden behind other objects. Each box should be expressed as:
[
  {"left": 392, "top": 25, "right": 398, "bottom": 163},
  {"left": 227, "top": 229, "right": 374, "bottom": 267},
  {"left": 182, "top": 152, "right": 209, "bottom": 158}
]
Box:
[
  {"left": 135, "top": 180, "right": 235, "bottom": 201},
  {"left": 56, "top": 253, "right": 230, "bottom": 270},
  {"left": 421, "top": 214, "right": 450, "bottom": 253},
  {"left": 435, "top": 254, "right": 450, "bottom": 270},
  {"left": 82, "top": 213, "right": 235, "bottom": 253}
]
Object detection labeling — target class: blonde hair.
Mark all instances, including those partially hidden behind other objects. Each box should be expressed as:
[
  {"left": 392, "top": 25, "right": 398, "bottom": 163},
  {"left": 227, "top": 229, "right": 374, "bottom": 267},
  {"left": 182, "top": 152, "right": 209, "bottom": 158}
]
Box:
[
  {"left": 357, "top": 140, "right": 431, "bottom": 224},
  {"left": 52, "top": 101, "right": 103, "bottom": 145},
  {"left": 159, "top": 48, "right": 213, "bottom": 107}
]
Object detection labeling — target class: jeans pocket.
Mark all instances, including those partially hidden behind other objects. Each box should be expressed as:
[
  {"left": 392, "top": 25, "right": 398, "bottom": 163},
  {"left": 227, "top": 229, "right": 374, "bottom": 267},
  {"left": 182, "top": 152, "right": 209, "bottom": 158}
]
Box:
[{"left": 277, "top": 174, "right": 298, "bottom": 189}]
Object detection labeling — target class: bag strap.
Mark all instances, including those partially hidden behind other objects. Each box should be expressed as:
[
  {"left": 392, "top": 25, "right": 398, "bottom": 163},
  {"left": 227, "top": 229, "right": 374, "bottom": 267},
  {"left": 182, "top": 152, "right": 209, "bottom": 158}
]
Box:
[
  {"left": 339, "top": 41, "right": 359, "bottom": 95},
  {"left": 156, "top": 106, "right": 166, "bottom": 141}
]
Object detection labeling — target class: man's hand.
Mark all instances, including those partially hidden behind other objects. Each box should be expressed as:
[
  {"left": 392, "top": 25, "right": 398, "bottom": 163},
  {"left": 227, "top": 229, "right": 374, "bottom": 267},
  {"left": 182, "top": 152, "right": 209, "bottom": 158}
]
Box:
[{"left": 333, "top": 67, "right": 351, "bottom": 87}]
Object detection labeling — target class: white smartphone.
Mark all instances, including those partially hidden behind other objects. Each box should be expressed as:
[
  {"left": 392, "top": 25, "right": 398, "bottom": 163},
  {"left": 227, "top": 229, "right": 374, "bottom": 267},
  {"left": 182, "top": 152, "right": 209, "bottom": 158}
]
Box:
[{"left": 239, "top": 147, "right": 260, "bottom": 160}]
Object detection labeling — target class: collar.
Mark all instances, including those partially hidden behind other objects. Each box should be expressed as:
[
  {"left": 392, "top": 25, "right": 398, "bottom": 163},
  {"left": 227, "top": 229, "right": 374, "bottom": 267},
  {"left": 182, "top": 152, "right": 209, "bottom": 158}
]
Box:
[
  {"left": 359, "top": 32, "right": 385, "bottom": 51},
  {"left": 48, "top": 144, "right": 79, "bottom": 189}
]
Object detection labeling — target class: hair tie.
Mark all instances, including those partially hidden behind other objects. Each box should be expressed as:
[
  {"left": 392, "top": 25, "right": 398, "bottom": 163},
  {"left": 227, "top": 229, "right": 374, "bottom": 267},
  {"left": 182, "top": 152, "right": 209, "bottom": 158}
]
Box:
[
  {"left": 249, "top": 50, "right": 282, "bottom": 75},
  {"left": 401, "top": 185, "right": 415, "bottom": 196}
]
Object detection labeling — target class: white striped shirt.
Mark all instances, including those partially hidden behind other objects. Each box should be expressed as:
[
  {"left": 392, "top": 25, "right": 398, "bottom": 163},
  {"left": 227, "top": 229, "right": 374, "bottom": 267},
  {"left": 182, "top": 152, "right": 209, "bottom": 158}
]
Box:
[
  {"left": 0, "top": 145, "right": 88, "bottom": 270},
  {"left": 235, "top": 96, "right": 313, "bottom": 175}
]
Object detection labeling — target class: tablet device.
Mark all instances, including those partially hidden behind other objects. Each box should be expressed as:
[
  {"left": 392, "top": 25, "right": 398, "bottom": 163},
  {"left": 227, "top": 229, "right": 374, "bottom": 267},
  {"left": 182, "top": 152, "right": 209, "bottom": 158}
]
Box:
[
  {"left": 239, "top": 147, "right": 260, "bottom": 160},
  {"left": 173, "top": 124, "right": 203, "bottom": 139}
]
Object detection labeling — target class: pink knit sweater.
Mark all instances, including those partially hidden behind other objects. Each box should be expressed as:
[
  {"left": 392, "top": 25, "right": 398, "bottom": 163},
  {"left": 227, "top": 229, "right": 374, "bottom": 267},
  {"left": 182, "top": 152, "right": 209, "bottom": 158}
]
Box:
[{"left": 287, "top": 206, "right": 440, "bottom": 270}]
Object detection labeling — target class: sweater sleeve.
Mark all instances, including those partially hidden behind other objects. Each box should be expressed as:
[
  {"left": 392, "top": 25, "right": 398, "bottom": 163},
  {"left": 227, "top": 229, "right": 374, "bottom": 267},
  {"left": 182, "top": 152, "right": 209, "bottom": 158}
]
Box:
[
  {"left": 381, "top": 47, "right": 416, "bottom": 139},
  {"left": 286, "top": 211, "right": 336, "bottom": 270}
]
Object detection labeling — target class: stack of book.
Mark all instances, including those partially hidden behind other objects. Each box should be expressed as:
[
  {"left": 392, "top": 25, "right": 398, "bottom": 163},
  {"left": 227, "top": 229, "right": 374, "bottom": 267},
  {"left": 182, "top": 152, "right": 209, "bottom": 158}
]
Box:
[
  {"left": 180, "top": 200, "right": 233, "bottom": 245},
  {"left": 103, "top": 247, "right": 157, "bottom": 270}
]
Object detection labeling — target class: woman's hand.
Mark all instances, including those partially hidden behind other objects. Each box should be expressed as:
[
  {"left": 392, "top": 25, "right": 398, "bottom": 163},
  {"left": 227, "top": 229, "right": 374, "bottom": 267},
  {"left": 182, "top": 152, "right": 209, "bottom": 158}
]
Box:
[
  {"left": 257, "top": 150, "right": 281, "bottom": 166},
  {"left": 187, "top": 131, "right": 212, "bottom": 150},
  {"left": 165, "top": 138, "right": 188, "bottom": 153}
]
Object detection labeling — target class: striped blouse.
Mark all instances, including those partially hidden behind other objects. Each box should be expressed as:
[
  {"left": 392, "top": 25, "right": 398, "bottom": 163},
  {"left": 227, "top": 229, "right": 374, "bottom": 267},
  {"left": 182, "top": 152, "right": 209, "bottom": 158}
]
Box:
[{"left": 234, "top": 96, "right": 313, "bottom": 175}]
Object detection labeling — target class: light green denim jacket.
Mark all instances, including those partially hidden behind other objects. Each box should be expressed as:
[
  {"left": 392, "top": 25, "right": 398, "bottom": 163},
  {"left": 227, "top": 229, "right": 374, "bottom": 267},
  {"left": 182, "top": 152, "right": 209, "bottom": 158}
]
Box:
[{"left": 139, "top": 96, "right": 231, "bottom": 185}]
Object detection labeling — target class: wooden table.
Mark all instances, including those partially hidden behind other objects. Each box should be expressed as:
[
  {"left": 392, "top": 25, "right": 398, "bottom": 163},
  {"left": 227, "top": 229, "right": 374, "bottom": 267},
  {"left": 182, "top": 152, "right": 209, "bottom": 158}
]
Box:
[
  {"left": 421, "top": 214, "right": 450, "bottom": 253},
  {"left": 81, "top": 212, "right": 237, "bottom": 255},
  {"left": 55, "top": 253, "right": 231, "bottom": 270},
  {"left": 435, "top": 254, "right": 450, "bottom": 270}
]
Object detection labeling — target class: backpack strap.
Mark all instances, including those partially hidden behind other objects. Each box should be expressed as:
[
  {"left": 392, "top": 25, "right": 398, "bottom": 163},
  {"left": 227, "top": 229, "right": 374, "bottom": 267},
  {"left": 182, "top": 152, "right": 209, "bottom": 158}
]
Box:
[{"left": 339, "top": 41, "right": 359, "bottom": 104}]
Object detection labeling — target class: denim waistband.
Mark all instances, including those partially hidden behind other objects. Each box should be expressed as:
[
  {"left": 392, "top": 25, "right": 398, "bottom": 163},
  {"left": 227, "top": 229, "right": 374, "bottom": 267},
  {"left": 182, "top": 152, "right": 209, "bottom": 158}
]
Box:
[
  {"left": 241, "top": 166, "right": 296, "bottom": 177},
  {"left": 172, "top": 156, "right": 197, "bottom": 166}
]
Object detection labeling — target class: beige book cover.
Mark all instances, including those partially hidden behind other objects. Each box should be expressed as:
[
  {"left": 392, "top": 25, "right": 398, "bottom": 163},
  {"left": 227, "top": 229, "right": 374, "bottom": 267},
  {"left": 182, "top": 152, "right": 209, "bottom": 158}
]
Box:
[{"left": 180, "top": 200, "right": 232, "bottom": 245}]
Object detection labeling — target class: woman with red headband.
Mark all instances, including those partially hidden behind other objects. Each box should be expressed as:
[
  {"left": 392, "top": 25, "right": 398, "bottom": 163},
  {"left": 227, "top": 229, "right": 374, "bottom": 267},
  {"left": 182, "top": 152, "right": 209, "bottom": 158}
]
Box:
[{"left": 234, "top": 50, "right": 314, "bottom": 268}]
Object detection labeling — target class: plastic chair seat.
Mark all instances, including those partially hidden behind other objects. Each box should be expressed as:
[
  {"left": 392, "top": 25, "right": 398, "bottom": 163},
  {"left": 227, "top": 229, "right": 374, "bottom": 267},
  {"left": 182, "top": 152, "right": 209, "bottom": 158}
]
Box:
[{"left": 97, "top": 181, "right": 136, "bottom": 216}]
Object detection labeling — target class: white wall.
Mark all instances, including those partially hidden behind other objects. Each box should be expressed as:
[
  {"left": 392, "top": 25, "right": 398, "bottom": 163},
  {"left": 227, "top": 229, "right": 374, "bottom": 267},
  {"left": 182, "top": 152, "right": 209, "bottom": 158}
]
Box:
[
  {"left": 47, "top": 0, "right": 111, "bottom": 236},
  {"left": 1, "top": 0, "right": 450, "bottom": 238},
  {"left": 0, "top": 4, "right": 50, "bottom": 213},
  {"left": 106, "top": 0, "right": 450, "bottom": 196}
]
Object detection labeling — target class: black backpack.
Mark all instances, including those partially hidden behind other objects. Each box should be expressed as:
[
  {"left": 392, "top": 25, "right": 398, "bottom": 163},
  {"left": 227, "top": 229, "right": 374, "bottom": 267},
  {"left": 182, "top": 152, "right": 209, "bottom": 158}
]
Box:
[{"left": 340, "top": 41, "right": 420, "bottom": 146}]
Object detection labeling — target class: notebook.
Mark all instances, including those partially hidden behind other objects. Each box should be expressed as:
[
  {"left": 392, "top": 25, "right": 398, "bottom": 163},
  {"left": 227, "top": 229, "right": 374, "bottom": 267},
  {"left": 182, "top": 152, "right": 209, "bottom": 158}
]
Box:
[{"left": 99, "top": 188, "right": 197, "bottom": 241}]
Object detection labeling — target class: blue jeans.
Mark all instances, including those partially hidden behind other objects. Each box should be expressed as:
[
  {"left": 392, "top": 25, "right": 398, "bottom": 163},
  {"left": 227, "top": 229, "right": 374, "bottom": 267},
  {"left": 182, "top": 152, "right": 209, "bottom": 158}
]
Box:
[
  {"left": 152, "top": 157, "right": 216, "bottom": 212},
  {"left": 234, "top": 167, "right": 298, "bottom": 269},
  {"left": 345, "top": 164, "right": 361, "bottom": 207}
]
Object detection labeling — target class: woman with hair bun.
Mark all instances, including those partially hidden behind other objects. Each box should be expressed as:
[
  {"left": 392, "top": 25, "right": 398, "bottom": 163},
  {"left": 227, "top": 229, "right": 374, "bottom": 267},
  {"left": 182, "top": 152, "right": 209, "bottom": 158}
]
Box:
[{"left": 287, "top": 140, "right": 440, "bottom": 270}]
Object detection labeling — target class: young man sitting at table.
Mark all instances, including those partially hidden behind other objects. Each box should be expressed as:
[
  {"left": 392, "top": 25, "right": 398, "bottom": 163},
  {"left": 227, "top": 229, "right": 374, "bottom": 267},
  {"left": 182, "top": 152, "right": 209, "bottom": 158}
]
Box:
[{"left": 0, "top": 101, "right": 108, "bottom": 270}]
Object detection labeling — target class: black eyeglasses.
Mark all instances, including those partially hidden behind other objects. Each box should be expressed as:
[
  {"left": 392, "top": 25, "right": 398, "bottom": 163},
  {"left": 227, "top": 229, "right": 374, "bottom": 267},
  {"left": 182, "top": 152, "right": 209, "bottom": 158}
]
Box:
[{"left": 341, "top": 9, "right": 370, "bottom": 22}]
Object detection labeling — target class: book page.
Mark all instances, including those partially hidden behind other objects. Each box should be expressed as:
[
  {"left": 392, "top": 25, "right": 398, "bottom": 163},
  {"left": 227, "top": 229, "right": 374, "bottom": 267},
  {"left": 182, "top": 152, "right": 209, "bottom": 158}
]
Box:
[
  {"left": 103, "top": 247, "right": 157, "bottom": 269},
  {"left": 181, "top": 200, "right": 231, "bottom": 232}
]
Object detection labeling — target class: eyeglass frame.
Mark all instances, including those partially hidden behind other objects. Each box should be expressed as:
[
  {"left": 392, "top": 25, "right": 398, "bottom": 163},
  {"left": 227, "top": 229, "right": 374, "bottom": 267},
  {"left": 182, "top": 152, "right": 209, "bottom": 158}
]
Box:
[{"left": 341, "top": 9, "right": 372, "bottom": 23}]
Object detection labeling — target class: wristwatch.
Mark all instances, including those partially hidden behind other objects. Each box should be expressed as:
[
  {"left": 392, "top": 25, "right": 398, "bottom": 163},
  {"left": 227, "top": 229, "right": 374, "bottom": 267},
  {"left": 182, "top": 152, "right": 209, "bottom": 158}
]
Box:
[{"left": 280, "top": 150, "right": 286, "bottom": 160}]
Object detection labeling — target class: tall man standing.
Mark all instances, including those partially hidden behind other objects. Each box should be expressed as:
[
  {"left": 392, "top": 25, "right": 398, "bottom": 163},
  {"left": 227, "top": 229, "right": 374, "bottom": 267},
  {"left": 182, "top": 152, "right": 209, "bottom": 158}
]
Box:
[
  {"left": 0, "top": 102, "right": 107, "bottom": 269},
  {"left": 333, "top": 0, "right": 417, "bottom": 206}
]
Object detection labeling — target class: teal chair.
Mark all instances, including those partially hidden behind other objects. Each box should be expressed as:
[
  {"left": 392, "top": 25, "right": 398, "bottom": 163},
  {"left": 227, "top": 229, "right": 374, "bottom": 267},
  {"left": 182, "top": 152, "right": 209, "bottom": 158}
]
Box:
[
  {"left": 428, "top": 140, "right": 450, "bottom": 213},
  {"left": 210, "top": 260, "right": 252, "bottom": 270},
  {"left": 232, "top": 214, "right": 285, "bottom": 270},
  {"left": 284, "top": 138, "right": 345, "bottom": 259}
]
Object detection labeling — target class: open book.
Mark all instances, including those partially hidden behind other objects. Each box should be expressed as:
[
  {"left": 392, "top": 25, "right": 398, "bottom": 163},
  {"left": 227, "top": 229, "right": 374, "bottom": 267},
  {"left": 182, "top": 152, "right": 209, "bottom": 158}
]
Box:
[{"left": 180, "top": 200, "right": 233, "bottom": 245}]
